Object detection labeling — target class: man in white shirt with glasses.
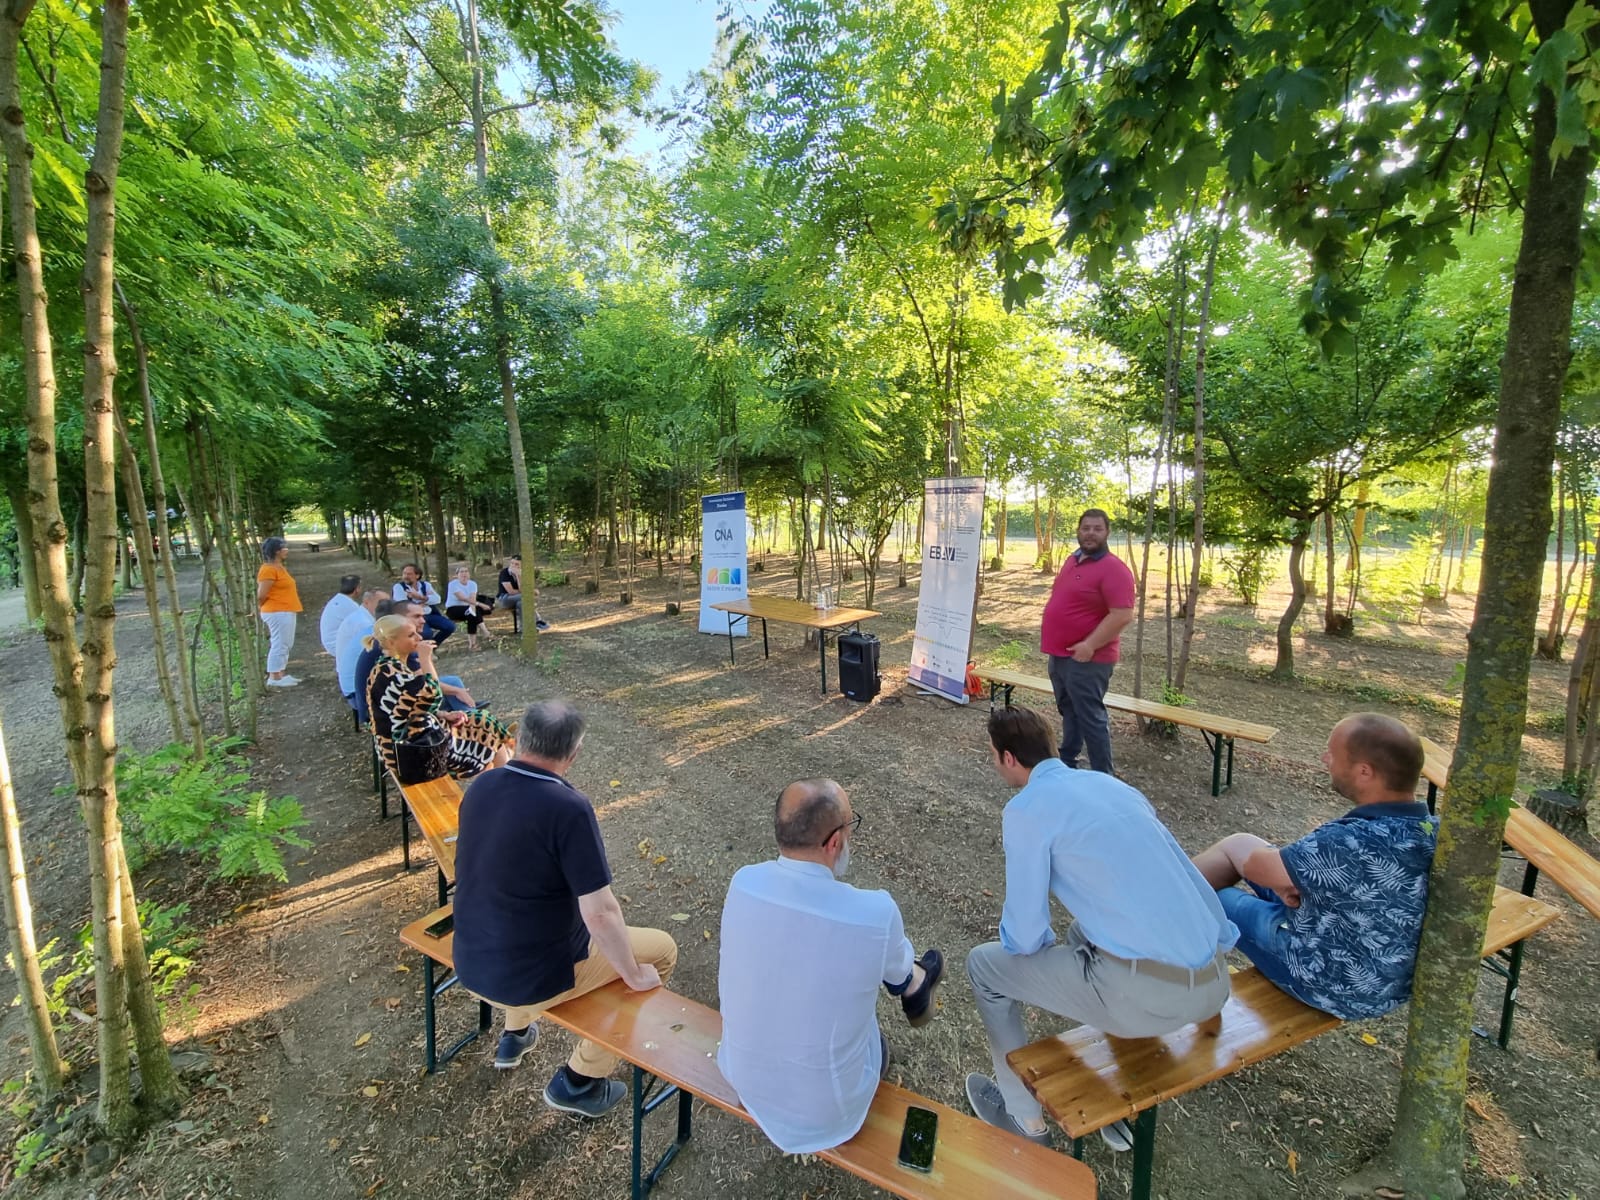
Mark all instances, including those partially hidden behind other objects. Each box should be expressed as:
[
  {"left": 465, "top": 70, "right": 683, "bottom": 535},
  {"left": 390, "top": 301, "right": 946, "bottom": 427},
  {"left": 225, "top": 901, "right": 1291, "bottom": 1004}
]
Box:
[{"left": 717, "top": 778, "right": 944, "bottom": 1154}]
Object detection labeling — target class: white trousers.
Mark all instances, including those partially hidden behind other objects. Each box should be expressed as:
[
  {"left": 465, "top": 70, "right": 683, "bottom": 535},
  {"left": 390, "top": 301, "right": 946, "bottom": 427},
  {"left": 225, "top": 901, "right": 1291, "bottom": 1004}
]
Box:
[{"left": 260, "top": 611, "right": 297, "bottom": 674}]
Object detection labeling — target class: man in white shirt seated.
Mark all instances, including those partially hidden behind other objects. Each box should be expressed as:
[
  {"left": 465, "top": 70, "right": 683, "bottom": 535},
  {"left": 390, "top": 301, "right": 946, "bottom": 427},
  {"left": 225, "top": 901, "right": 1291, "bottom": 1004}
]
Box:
[
  {"left": 966, "top": 706, "right": 1237, "bottom": 1151},
  {"left": 335, "top": 588, "right": 388, "bottom": 705},
  {"left": 319, "top": 575, "right": 362, "bottom": 656},
  {"left": 717, "top": 778, "right": 943, "bottom": 1155}
]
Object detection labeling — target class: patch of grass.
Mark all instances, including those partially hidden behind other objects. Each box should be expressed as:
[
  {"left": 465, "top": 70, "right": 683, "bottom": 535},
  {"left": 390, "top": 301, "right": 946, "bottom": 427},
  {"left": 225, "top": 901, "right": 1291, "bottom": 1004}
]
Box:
[
  {"left": 985, "top": 640, "right": 1029, "bottom": 668},
  {"left": 1197, "top": 656, "right": 1463, "bottom": 717}
]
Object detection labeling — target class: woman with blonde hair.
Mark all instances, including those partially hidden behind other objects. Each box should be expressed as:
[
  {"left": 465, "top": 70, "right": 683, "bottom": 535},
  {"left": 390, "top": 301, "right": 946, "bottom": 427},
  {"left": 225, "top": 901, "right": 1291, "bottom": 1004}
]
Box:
[{"left": 366, "top": 614, "right": 512, "bottom": 782}]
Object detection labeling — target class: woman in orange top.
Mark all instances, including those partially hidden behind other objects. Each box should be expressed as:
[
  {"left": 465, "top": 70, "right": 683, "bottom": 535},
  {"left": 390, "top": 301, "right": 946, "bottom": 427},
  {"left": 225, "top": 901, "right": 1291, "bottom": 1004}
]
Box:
[{"left": 257, "top": 536, "right": 303, "bottom": 687}]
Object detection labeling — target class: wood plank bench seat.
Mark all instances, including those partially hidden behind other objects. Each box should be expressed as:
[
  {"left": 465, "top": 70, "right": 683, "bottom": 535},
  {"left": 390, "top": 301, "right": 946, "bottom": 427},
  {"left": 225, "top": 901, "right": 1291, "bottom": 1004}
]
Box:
[
  {"left": 400, "top": 906, "right": 1097, "bottom": 1200},
  {"left": 976, "top": 666, "right": 1279, "bottom": 796},
  {"left": 396, "top": 775, "right": 463, "bottom": 906},
  {"left": 1006, "top": 885, "right": 1560, "bottom": 1200},
  {"left": 1418, "top": 735, "right": 1600, "bottom": 920}
]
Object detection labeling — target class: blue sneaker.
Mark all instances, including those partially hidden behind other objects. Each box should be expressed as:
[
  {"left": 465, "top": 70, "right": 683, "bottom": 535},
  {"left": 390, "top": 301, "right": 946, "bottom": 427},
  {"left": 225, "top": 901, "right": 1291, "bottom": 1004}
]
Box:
[
  {"left": 494, "top": 1025, "right": 538, "bottom": 1069},
  {"left": 543, "top": 1069, "right": 625, "bottom": 1118}
]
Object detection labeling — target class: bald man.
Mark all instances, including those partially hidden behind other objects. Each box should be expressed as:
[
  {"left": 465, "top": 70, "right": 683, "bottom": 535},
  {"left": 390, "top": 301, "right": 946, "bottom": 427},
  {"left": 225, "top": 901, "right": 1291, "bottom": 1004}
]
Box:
[
  {"left": 717, "top": 779, "right": 943, "bottom": 1154},
  {"left": 1192, "top": 713, "right": 1437, "bottom": 1020}
]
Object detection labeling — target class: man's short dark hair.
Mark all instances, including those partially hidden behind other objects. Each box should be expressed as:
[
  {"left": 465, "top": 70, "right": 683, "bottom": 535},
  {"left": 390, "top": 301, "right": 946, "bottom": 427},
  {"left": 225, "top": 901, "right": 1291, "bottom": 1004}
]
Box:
[
  {"left": 401, "top": 561, "right": 421, "bottom": 575},
  {"left": 517, "top": 700, "right": 585, "bottom": 761},
  {"left": 1343, "top": 713, "right": 1424, "bottom": 792},
  {"left": 774, "top": 779, "right": 846, "bottom": 850},
  {"left": 339, "top": 574, "right": 361, "bottom": 596},
  {"left": 373, "top": 598, "right": 401, "bottom": 618},
  {"left": 1078, "top": 508, "right": 1110, "bottom": 529},
  {"left": 988, "top": 706, "right": 1057, "bottom": 769}
]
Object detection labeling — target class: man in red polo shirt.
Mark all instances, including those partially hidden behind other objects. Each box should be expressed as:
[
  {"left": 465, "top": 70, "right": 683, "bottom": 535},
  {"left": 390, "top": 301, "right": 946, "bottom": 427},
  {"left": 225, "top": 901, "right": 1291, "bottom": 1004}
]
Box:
[{"left": 1039, "top": 509, "right": 1136, "bottom": 774}]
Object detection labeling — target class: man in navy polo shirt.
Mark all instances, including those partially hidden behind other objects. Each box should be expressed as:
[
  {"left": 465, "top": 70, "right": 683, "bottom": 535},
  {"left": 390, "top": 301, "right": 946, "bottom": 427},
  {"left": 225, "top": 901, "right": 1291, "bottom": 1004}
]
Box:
[
  {"left": 452, "top": 699, "right": 677, "bottom": 1117},
  {"left": 1039, "top": 508, "right": 1136, "bottom": 775},
  {"left": 1192, "top": 713, "right": 1436, "bottom": 1019}
]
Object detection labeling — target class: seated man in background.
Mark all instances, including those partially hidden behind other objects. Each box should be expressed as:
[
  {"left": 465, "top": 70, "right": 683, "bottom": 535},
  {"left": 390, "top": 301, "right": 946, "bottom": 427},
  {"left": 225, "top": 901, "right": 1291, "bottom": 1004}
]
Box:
[
  {"left": 352, "top": 600, "right": 476, "bottom": 724},
  {"left": 335, "top": 587, "right": 387, "bottom": 708},
  {"left": 393, "top": 562, "right": 455, "bottom": 645},
  {"left": 967, "top": 706, "right": 1235, "bottom": 1151},
  {"left": 319, "top": 574, "right": 362, "bottom": 657},
  {"left": 1191, "top": 713, "right": 1435, "bottom": 1021},
  {"left": 718, "top": 778, "right": 943, "bottom": 1154},
  {"left": 495, "top": 554, "right": 550, "bottom": 632},
  {"left": 453, "top": 700, "right": 676, "bottom": 1116}
]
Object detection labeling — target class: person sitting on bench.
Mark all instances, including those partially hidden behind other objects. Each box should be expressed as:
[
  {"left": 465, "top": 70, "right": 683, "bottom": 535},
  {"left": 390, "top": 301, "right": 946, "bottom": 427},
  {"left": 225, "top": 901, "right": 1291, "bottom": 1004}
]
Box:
[
  {"left": 452, "top": 700, "right": 677, "bottom": 1118},
  {"left": 393, "top": 562, "right": 455, "bottom": 645},
  {"left": 352, "top": 601, "right": 478, "bottom": 722},
  {"left": 966, "top": 706, "right": 1235, "bottom": 1151},
  {"left": 319, "top": 574, "right": 362, "bottom": 657},
  {"left": 336, "top": 587, "right": 387, "bottom": 709},
  {"left": 1191, "top": 713, "right": 1435, "bottom": 1021},
  {"left": 495, "top": 554, "right": 550, "bottom": 632},
  {"left": 717, "top": 778, "right": 943, "bottom": 1154}
]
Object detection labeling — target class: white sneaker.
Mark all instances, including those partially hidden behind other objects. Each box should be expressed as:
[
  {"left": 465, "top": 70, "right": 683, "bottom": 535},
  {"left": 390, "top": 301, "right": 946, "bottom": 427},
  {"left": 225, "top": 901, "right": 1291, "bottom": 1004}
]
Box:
[
  {"left": 266, "top": 675, "right": 300, "bottom": 688},
  {"left": 1099, "top": 1119, "right": 1134, "bottom": 1152}
]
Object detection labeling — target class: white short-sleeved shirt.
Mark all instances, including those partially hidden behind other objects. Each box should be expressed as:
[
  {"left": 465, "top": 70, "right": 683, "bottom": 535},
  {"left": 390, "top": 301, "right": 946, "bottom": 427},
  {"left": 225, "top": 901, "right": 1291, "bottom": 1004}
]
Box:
[
  {"left": 446, "top": 578, "right": 478, "bottom": 608},
  {"left": 717, "top": 857, "right": 914, "bottom": 1154},
  {"left": 319, "top": 593, "right": 360, "bottom": 656}
]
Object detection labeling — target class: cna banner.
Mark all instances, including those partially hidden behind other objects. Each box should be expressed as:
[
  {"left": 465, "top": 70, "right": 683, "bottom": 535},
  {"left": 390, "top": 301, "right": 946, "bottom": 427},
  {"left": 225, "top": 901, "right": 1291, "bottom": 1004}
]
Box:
[
  {"left": 908, "top": 476, "right": 986, "bottom": 703},
  {"left": 697, "top": 491, "right": 750, "bottom": 635}
]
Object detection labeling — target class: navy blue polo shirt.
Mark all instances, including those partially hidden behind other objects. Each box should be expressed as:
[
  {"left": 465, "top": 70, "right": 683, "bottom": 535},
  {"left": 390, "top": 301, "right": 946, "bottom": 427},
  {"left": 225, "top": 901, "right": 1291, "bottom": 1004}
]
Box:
[{"left": 452, "top": 762, "right": 612, "bottom": 1006}]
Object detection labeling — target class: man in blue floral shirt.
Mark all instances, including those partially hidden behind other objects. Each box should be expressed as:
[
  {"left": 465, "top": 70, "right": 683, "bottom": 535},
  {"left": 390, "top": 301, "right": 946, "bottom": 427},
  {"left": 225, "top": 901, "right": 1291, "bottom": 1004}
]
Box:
[{"left": 1191, "top": 713, "right": 1435, "bottom": 1020}]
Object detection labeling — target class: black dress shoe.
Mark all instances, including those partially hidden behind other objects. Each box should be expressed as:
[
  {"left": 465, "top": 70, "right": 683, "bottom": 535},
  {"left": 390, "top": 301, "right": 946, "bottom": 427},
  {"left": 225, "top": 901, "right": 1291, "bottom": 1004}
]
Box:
[{"left": 901, "top": 949, "right": 944, "bottom": 1027}]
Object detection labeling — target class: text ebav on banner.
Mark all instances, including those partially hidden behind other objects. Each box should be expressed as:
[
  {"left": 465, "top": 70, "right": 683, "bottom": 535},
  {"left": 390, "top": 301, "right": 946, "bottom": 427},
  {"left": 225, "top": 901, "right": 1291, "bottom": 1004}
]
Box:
[{"left": 908, "top": 476, "right": 985, "bottom": 702}]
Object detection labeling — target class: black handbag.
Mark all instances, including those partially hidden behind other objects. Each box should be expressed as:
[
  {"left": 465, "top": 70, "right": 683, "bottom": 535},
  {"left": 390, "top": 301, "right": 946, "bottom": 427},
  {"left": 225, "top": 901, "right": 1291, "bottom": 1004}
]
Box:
[{"left": 393, "top": 722, "right": 451, "bottom": 785}]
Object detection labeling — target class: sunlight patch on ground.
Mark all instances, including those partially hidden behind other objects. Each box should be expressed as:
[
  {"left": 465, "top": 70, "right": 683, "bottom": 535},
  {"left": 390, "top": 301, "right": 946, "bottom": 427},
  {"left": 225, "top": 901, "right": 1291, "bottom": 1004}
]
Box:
[
  {"left": 662, "top": 714, "right": 797, "bottom": 768},
  {"left": 804, "top": 705, "right": 876, "bottom": 739},
  {"left": 593, "top": 785, "right": 668, "bottom": 820}
]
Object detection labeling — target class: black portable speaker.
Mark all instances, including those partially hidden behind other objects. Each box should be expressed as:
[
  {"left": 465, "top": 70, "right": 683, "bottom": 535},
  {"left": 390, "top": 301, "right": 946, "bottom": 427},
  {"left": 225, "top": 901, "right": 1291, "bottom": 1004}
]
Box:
[{"left": 837, "top": 631, "right": 881, "bottom": 702}]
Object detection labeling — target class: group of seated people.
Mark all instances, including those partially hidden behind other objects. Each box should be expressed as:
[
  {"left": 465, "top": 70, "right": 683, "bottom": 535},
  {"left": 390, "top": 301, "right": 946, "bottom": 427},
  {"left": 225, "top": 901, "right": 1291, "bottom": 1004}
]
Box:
[
  {"left": 319, "top": 565, "right": 529, "bottom": 781},
  {"left": 447, "top": 698, "right": 1438, "bottom": 1155}
]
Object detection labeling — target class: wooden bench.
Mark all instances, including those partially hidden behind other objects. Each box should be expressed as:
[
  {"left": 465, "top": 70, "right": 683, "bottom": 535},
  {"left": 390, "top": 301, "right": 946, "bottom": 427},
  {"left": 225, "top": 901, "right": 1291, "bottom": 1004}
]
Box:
[
  {"left": 1007, "top": 884, "right": 1560, "bottom": 1200},
  {"left": 977, "top": 667, "right": 1279, "bottom": 796},
  {"left": 400, "top": 907, "right": 1097, "bottom": 1200},
  {"left": 397, "top": 776, "right": 463, "bottom": 905}
]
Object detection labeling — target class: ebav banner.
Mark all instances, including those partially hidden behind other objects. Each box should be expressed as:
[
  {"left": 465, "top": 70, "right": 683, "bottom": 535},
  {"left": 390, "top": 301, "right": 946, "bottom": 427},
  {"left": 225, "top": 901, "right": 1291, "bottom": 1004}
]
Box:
[
  {"left": 698, "top": 491, "right": 750, "bottom": 635},
  {"left": 908, "top": 476, "right": 986, "bottom": 702}
]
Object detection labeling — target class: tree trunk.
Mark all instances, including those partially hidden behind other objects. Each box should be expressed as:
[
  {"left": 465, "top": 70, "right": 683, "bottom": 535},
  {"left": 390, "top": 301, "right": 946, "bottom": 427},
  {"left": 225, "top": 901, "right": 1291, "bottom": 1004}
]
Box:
[
  {"left": 118, "top": 283, "right": 203, "bottom": 755},
  {"left": 0, "top": 714, "right": 67, "bottom": 1100},
  {"left": 462, "top": 0, "right": 539, "bottom": 654},
  {"left": 4, "top": 477, "right": 43, "bottom": 621},
  {"left": 1174, "top": 218, "right": 1219, "bottom": 695},
  {"left": 113, "top": 403, "right": 184, "bottom": 744},
  {"left": 1271, "top": 523, "right": 1310, "bottom": 679},
  {"left": 1383, "top": 34, "right": 1592, "bottom": 1196},
  {"left": 427, "top": 474, "right": 448, "bottom": 588},
  {"left": 1538, "top": 470, "right": 1566, "bottom": 658},
  {"left": 1563, "top": 554, "right": 1600, "bottom": 787}
]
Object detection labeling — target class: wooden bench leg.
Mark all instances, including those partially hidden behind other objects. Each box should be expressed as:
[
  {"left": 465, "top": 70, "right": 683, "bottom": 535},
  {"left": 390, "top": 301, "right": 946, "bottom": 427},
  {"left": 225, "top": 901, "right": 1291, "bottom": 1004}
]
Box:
[
  {"left": 1130, "top": 1107, "right": 1158, "bottom": 1200},
  {"left": 401, "top": 801, "right": 412, "bottom": 870},
  {"left": 1198, "top": 733, "right": 1237, "bottom": 796},
  {"left": 1426, "top": 780, "right": 1438, "bottom": 815},
  {"left": 1474, "top": 939, "right": 1530, "bottom": 1050},
  {"left": 630, "top": 1066, "right": 694, "bottom": 1200}
]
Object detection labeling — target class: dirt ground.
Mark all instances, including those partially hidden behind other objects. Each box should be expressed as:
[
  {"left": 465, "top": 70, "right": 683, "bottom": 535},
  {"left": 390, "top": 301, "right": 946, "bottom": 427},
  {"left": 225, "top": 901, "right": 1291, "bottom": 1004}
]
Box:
[{"left": 2, "top": 543, "right": 1597, "bottom": 1200}]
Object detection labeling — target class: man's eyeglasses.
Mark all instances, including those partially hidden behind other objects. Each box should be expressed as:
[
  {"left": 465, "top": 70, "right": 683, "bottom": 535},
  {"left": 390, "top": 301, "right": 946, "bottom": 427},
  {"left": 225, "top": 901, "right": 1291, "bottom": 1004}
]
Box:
[{"left": 820, "top": 813, "right": 862, "bottom": 846}]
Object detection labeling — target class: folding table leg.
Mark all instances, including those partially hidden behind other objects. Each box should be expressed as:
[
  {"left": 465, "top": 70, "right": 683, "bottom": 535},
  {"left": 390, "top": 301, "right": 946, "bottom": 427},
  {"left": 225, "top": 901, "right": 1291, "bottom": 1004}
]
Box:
[
  {"left": 1130, "top": 1107, "right": 1159, "bottom": 1200},
  {"left": 422, "top": 956, "right": 438, "bottom": 1073},
  {"left": 725, "top": 613, "right": 736, "bottom": 665}
]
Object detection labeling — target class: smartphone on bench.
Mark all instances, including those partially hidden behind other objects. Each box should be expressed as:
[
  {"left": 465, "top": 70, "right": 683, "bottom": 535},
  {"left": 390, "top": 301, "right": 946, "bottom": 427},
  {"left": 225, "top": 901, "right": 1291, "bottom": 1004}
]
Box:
[
  {"left": 423, "top": 912, "right": 454, "bottom": 939},
  {"left": 897, "top": 1105, "right": 937, "bottom": 1173}
]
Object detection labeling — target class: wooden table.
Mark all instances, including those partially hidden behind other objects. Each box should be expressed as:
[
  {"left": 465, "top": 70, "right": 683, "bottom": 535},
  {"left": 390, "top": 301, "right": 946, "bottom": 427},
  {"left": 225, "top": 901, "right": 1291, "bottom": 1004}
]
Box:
[{"left": 711, "top": 596, "right": 880, "bottom": 695}]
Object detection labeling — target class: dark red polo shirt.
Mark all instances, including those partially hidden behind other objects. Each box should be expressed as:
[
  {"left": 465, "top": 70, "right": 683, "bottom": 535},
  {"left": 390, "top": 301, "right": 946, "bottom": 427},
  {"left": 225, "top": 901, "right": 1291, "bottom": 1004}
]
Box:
[{"left": 1039, "top": 549, "right": 1137, "bottom": 663}]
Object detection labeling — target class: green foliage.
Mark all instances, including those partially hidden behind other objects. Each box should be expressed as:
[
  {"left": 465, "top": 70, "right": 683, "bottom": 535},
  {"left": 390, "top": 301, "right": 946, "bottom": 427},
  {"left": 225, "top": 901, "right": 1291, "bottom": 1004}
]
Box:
[
  {"left": 1219, "top": 541, "right": 1276, "bottom": 607},
  {"left": 116, "top": 738, "right": 310, "bottom": 882},
  {"left": 22, "top": 901, "right": 199, "bottom": 1025}
]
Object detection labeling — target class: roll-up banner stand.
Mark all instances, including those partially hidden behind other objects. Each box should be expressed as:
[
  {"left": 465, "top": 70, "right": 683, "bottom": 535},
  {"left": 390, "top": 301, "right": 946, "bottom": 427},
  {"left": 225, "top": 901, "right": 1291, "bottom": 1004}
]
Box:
[
  {"left": 907, "top": 476, "right": 986, "bottom": 703},
  {"left": 698, "top": 491, "right": 750, "bottom": 635}
]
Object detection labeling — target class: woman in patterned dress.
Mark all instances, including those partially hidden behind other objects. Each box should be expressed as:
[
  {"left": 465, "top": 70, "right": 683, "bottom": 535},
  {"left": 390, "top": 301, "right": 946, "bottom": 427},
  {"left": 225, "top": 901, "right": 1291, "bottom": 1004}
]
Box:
[{"left": 366, "top": 615, "right": 513, "bottom": 781}]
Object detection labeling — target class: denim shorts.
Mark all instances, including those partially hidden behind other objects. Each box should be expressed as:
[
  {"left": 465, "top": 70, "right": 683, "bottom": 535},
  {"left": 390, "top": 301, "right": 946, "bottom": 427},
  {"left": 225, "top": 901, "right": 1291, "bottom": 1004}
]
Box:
[{"left": 1217, "top": 885, "right": 1309, "bottom": 1001}]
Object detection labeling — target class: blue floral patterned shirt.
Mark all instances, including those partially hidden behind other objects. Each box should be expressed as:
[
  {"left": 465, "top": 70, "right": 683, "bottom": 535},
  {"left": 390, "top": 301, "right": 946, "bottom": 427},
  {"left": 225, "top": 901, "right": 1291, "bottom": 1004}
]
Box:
[{"left": 1276, "top": 801, "right": 1439, "bottom": 1019}]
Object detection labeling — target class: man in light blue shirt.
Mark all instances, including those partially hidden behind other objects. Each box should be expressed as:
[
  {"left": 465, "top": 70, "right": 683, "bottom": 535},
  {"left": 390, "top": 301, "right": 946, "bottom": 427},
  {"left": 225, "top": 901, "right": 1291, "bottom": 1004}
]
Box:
[
  {"left": 335, "top": 588, "right": 386, "bottom": 701},
  {"left": 966, "top": 706, "right": 1236, "bottom": 1151}
]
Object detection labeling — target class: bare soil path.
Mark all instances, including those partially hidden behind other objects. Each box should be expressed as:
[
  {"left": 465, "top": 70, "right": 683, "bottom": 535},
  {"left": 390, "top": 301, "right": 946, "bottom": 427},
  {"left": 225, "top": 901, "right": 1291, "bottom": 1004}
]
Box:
[{"left": 2, "top": 547, "right": 1596, "bottom": 1200}]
